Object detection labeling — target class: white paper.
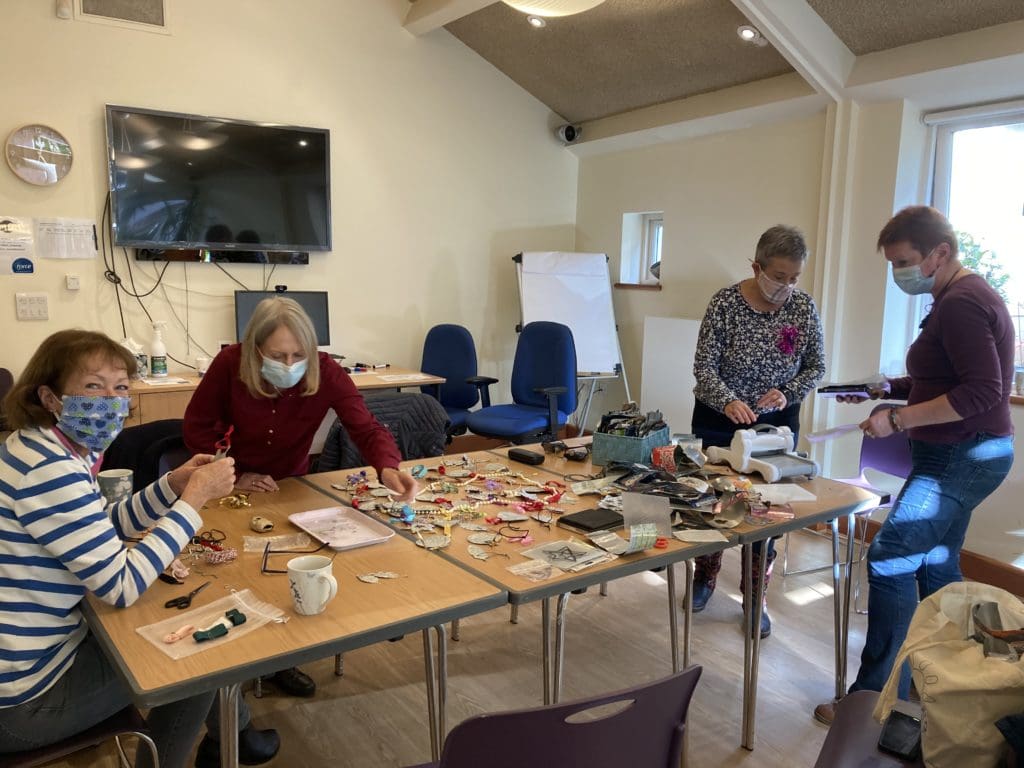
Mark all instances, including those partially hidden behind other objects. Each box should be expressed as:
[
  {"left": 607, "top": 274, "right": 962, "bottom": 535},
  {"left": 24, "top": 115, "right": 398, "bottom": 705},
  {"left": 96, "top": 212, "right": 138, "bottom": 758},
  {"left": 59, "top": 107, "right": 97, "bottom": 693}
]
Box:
[
  {"left": 0, "top": 216, "right": 34, "bottom": 274},
  {"left": 805, "top": 423, "right": 862, "bottom": 443},
  {"left": 34, "top": 217, "right": 97, "bottom": 259},
  {"left": 379, "top": 373, "right": 430, "bottom": 382},
  {"left": 750, "top": 484, "right": 817, "bottom": 503},
  {"left": 673, "top": 529, "right": 729, "bottom": 543}
]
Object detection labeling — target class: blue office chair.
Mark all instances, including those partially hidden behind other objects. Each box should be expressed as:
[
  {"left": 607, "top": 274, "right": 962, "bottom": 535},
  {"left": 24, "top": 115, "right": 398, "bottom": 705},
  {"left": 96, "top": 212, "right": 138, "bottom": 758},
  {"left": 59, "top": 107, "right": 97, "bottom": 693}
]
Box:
[
  {"left": 464, "top": 321, "right": 577, "bottom": 444},
  {"left": 420, "top": 324, "right": 495, "bottom": 436}
]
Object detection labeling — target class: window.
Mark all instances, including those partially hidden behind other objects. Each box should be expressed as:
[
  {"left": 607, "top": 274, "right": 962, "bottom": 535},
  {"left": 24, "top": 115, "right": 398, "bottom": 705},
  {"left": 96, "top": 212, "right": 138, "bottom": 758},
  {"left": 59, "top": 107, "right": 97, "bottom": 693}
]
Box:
[
  {"left": 931, "top": 104, "right": 1024, "bottom": 366},
  {"left": 619, "top": 211, "right": 663, "bottom": 286}
]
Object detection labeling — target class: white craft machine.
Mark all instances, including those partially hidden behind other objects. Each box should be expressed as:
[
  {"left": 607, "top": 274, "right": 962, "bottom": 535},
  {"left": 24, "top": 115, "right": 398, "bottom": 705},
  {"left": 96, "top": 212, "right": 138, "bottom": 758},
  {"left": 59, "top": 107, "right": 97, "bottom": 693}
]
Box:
[{"left": 705, "top": 426, "right": 818, "bottom": 483}]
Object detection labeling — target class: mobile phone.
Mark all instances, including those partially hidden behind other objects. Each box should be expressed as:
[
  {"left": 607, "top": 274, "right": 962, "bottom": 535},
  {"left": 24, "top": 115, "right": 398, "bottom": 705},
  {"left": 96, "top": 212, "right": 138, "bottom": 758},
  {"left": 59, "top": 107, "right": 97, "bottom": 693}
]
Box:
[
  {"left": 508, "top": 447, "right": 545, "bottom": 465},
  {"left": 877, "top": 709, "right": 921, "bottom": 761},
  {"left": 817, "top": 384, "right": 872, "bottom": 398}
]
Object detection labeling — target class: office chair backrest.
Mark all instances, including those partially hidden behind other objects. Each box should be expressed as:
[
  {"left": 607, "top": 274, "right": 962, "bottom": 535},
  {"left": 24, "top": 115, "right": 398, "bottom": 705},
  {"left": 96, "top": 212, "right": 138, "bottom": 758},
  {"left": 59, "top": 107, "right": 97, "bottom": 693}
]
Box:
[
  {"left": 420, "top": 324, "right": 479, "bottom": 410},
  {"left": 510, "top": 321, "right": 577, "bottom": 415},
  {"left": 0, "top": 367, "right": 13, "bottom": 430},
  {"left": 436, "top": 665, "right": 701, "bottom": 768},
  {"left": 861, "top": 404, "right": 913, "bottom": 480},
  {"left": 103, "top": 419, "right": 187, "bottom": 492}
]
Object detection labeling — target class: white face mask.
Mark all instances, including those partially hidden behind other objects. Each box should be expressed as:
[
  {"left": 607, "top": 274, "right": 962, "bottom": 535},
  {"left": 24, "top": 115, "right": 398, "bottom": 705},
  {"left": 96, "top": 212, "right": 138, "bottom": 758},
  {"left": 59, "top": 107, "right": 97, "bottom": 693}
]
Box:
[{"left": 756, "top": 271, "right": 795, "bottom": 304}]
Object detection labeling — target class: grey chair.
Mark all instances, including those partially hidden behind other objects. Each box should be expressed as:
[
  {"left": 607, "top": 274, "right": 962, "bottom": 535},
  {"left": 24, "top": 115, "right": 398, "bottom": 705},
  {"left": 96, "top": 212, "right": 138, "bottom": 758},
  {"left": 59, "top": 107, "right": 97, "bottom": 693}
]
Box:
[{"left": 814, "top": 690, "right": 923, "bottom": 767}]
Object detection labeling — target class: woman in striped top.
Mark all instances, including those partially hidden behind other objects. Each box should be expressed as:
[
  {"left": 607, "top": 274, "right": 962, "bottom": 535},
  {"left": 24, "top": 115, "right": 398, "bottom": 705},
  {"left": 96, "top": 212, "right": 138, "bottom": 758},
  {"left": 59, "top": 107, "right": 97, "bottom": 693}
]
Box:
[{"left": 0, "top": 330, "right": 252, "bottom": 768}]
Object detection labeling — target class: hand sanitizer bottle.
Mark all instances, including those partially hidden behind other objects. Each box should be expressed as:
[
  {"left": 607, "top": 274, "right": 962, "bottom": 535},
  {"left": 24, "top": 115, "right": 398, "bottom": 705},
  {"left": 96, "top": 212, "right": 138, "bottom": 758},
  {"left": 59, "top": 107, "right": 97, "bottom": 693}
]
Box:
[{"left": 151, "top": 321, "right": 168, "bottom": 377}]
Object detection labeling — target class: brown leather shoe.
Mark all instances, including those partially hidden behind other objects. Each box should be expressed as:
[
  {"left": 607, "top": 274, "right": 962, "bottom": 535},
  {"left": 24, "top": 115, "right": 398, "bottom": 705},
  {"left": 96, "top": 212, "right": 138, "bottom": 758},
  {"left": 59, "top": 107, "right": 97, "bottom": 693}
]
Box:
[{"left": 814, "top": 700, "right": 837, "bottom": 726}]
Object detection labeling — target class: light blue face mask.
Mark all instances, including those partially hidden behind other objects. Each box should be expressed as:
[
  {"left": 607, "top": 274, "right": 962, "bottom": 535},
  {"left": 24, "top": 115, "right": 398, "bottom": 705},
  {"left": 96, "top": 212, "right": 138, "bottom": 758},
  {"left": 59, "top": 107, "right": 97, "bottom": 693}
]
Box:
[
  {"left": 892, "top": 248, "right": 938, "bottom": 295},
  {"left": 260, "top": 355, "right": 308, "bottom": 389}
]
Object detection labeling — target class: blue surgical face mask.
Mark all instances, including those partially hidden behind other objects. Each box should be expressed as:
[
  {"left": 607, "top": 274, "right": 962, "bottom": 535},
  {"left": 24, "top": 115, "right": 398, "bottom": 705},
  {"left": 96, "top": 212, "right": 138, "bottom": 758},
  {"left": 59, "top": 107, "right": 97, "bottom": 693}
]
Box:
[
  {"left": 56, "top": 395, "right": 130, "bottom": 453},
  {"left": 261, "top": 355, "right": 308, "bottom": 389},
  {"left": 892, "top": 249, "right": 938, "bottom": 295}
]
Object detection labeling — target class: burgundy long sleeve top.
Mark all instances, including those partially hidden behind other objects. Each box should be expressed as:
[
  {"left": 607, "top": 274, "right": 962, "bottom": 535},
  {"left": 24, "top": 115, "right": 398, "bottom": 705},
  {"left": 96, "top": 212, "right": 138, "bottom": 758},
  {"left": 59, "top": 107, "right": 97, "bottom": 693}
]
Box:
[
  {"left": 183, "top": 345, "right": 401, "bottom": 479},
  {"left": 887, "top": 274, "right": 1014, "bottom": 444}
]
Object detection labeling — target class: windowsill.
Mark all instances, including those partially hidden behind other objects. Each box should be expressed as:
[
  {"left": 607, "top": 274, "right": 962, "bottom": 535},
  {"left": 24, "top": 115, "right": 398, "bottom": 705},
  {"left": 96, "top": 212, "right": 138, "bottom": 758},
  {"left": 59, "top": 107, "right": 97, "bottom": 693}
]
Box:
[
  {"left": 614, "top": 282, "right": 662, "bottom": 291},
  {"left": 1011, "top": 394, "right": 1024, "bottom": 407}
]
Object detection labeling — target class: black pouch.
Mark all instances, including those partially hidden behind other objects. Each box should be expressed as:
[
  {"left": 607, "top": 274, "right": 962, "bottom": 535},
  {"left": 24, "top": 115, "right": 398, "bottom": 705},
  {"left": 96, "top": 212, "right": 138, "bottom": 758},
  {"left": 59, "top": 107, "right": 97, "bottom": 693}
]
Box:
[{"left": 877, "top": 709, "right": 922, "bottom": 761}]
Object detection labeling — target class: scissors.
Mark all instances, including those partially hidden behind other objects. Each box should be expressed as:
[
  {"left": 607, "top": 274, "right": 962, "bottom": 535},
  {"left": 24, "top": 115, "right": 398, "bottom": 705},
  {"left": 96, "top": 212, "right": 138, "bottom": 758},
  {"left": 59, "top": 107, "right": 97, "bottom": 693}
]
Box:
[
  {"left": 214, "top": 425, "right": 234, "bottom": 460},
  {"left": 164, "top": 580, "right": 211, "bottom": 609}
]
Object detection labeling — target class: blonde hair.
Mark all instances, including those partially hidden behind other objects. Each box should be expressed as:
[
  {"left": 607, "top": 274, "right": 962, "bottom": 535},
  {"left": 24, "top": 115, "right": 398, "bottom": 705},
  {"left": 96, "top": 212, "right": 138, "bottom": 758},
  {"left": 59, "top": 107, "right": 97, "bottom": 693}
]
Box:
[
  {"left": 239, "top": 297, "right": 320, "bottom": 398},
  {"left": 4, "top": 329, "right": 136, "bottom": 430}
]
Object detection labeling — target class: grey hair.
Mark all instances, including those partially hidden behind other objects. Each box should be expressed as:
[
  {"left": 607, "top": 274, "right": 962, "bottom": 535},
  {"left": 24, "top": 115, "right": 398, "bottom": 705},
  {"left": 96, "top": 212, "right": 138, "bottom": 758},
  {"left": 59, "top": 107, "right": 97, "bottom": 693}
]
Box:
[{"left": 754, "top": 225, "right": 808, "bottom": 266}]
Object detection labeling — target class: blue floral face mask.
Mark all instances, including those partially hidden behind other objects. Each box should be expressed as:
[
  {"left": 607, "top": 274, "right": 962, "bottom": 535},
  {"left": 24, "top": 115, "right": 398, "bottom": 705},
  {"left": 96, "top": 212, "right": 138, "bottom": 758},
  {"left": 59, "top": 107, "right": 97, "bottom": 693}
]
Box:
[{"left": 56, "top": 395, "right": 130, "bottom": 453}]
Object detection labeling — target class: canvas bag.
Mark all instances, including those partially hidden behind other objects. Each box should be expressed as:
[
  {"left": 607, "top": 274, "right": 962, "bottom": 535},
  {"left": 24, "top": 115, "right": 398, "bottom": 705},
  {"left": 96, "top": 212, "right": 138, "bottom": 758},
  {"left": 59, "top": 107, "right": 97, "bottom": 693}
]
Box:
[{"left": 874, "top": 582, "right": 1024, "bottom": 767}]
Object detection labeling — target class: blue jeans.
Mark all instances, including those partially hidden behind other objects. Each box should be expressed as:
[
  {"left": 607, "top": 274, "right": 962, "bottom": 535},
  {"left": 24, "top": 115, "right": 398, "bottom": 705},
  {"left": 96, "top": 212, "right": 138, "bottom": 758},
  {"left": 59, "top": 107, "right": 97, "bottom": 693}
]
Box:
[
  {"left": 851, "top": 432, "right": 1013, "bottom": 698},
  {"left": 0, "top": 633, "right": 248, "bottom": 768}
]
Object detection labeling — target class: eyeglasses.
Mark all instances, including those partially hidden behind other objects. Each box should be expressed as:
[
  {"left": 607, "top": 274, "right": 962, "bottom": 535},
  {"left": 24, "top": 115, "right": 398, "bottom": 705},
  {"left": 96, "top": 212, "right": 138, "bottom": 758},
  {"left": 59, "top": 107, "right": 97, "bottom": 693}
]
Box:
[
  {"left": 260, "top": 540, "right": 330, "bottom": 574},
  {"left": 542, "top": 441, "right": 592, "bottom": 461}
]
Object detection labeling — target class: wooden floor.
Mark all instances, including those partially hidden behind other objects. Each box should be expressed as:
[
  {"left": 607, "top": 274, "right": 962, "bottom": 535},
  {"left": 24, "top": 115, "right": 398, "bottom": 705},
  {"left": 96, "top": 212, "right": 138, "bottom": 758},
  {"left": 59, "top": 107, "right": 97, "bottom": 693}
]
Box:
[{"left": 50, "top": 530, "right": 867, "bottom": 767}]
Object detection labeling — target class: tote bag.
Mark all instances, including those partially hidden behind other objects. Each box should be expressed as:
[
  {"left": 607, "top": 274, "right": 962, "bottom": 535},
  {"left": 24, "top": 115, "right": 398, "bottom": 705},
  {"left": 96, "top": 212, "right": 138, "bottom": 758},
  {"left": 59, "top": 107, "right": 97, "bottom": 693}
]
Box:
[{"left": 874, "top": 582, "right": 1024, "bottom": 767}]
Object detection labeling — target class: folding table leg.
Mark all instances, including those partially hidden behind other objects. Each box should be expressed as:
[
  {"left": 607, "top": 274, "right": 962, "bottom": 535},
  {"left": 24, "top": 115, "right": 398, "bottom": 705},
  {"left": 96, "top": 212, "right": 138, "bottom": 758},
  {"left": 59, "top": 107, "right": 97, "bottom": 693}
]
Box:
[
  {"left": 218, "top": 683, "right": 241, "bottom": 768},
  {"left": 741, "top": 542, "right": 770, "bottom": 750}
]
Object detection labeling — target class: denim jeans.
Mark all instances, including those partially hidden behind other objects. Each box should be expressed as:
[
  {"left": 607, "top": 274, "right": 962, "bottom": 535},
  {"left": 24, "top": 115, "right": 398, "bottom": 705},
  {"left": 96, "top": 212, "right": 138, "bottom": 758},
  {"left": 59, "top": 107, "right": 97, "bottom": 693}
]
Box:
[
  {"left": 0, "top": 633, "right": 248, "bottom": 768},
  {"left": 851, "top": 432, "right": 1013, "bottom": 698}
]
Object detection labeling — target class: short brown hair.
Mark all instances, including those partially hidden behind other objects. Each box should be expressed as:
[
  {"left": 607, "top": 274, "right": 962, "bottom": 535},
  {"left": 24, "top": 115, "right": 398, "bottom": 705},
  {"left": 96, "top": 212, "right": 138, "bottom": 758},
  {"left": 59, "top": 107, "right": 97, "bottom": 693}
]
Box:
[
  {"left": 877, "top": 206, "right": 958, "bottom": 258},
  {"left": 755, "top": 225, "right": 808, "bottom": 266},
  {"left": 239, "top": 297, "right": 320, "bottom": 398},
  {"left": 3, "top": 329, "right": 137, "bottom": 430}
]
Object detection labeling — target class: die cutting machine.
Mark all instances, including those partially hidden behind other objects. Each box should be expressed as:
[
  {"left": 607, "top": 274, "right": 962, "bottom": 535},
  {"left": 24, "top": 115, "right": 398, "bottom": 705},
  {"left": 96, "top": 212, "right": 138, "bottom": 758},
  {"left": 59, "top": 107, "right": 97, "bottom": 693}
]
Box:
[{"left": 705, "top": 425, "right": 818, "bottom": 483}]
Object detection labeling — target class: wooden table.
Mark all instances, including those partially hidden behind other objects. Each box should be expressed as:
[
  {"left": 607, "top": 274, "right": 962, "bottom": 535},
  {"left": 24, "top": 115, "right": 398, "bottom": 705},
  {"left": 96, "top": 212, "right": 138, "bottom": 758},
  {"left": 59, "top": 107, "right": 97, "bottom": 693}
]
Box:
[
  {"left": 304, "top": 451, "right": 732, "bottom": 707},
  {"left": 81, "top": 478, "right": 505, "bottom": 767},
  {"left": 486, "top": 440, "right": 880, "bottom": 749},
  {"left": 126, "top": 366, "right": 446, "bottom": 426}
]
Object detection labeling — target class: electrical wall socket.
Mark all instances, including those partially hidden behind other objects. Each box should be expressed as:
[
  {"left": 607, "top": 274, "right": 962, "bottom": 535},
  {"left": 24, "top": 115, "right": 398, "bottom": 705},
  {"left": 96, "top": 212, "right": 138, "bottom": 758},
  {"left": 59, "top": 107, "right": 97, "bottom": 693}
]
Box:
[{"left": 16, "top": 292, "right": 49, "bottom": 321}]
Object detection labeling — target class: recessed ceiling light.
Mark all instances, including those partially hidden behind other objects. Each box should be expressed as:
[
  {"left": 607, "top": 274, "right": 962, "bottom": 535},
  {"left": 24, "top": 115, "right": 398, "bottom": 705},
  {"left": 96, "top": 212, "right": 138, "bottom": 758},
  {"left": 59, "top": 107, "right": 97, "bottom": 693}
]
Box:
[
  {"left": 527, "top": 15, "right": 546, "bottom": 28},
  {"left": 737, "top": 25, "right": 768, "bottom": 46}
]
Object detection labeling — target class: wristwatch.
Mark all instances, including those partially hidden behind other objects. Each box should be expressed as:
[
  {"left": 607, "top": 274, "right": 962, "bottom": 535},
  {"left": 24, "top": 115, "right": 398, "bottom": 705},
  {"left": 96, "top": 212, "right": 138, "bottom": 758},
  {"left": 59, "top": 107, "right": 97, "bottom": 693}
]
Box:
[{"left": 888, "top": 407, "right": 905, "bottom": 433}]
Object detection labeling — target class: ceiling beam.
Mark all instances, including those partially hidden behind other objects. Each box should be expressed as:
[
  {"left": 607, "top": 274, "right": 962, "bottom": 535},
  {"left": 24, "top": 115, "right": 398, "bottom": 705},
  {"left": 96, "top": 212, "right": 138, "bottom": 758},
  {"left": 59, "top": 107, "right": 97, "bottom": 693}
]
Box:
[
  {"left": 403, "top": 0, "right": 495, "bottom": 36},
  {"left": 730, "top": 0, "right": 854, "bottom": 101}
]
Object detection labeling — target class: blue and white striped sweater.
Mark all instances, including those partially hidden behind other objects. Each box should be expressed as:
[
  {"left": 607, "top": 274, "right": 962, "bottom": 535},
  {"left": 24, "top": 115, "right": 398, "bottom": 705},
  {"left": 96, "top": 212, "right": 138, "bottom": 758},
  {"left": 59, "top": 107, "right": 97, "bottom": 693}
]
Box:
[{"left": 0, "top": 427, "right": 202, "bottom": 707}]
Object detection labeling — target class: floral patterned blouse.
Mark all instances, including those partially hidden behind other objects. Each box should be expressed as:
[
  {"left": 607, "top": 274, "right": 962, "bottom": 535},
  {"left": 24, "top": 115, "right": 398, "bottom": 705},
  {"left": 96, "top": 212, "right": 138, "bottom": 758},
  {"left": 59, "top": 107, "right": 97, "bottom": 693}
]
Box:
[{"left": 693, "top": 283, "right": 826, "bottom": 414}]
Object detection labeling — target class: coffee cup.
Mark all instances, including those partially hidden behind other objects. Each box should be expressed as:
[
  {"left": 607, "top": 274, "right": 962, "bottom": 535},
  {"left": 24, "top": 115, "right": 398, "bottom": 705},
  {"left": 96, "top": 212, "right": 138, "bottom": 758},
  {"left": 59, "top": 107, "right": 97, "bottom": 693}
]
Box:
[
  {"left": 97, "top": 468, "right": 133, "bottom": 507},
  {"left": 287, "top": 555, "right": 338, "bottom": 616},
  {"left": 196, "top": 355, "right": 212, "bottom": 376}
]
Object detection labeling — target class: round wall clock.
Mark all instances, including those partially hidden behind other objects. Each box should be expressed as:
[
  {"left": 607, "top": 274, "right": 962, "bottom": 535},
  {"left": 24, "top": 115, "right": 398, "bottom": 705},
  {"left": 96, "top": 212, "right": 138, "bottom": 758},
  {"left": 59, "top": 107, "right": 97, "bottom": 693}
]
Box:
[{"left": 6, "top": 124, "right": 73, "bottom": 185}]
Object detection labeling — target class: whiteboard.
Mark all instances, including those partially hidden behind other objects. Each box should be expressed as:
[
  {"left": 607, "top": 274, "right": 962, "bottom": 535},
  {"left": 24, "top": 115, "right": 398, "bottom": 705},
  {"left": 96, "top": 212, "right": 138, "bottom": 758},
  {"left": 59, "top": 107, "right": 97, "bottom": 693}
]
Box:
[
  {"left": 517, "top": 252, "right": 621, "bottom": 376},
  {"left": 640, "top": 316, "right": 701, "bottom": 436}
]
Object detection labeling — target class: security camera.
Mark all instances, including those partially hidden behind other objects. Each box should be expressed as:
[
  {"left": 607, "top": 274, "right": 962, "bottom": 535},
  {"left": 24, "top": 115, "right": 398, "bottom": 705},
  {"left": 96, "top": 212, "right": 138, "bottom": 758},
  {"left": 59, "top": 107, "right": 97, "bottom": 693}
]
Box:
[{"left": 556, "top": 124, "right": 582, "bottom": 144}]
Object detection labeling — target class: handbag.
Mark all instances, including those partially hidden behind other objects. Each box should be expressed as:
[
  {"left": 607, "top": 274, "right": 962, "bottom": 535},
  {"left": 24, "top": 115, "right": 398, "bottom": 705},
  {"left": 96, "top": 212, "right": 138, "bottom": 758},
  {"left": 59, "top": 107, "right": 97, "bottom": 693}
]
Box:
[{"left": 874, "top": 582, "right": 1024, "bottom": 767}]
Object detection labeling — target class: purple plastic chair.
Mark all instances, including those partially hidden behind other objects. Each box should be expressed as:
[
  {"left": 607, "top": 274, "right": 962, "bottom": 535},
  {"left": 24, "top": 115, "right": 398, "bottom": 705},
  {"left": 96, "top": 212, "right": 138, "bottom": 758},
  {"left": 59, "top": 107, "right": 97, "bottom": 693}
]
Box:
[
  {"left": 784, "top": 403, "right": 913, "bottom": 607},
  {"left": 814, "top": 690, "right": 923, "bottom": 767},
  {"left": 406, "top": 665, "right": 702, "bottom": 768}
]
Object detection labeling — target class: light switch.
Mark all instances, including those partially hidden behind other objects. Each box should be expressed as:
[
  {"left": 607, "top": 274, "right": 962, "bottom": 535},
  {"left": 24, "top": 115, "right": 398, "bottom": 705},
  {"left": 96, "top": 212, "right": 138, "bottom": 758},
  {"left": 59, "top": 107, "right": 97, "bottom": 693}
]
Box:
[
  {"left": 16, "top": 292, "right": 49, "bottom": 321},
  {"left": 66, "top": 274, "right": 80, "bottom": 291}
]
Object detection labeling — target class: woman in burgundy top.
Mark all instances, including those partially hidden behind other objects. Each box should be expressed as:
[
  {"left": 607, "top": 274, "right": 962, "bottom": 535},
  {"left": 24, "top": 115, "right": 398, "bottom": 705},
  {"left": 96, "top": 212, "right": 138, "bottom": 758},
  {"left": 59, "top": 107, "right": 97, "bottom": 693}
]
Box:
[
  {"left": 815, "top": 206, "right": 1014, "bottom": 725},
  {"left": 184, "top": 296, "right": 419, "bottom": 699}
]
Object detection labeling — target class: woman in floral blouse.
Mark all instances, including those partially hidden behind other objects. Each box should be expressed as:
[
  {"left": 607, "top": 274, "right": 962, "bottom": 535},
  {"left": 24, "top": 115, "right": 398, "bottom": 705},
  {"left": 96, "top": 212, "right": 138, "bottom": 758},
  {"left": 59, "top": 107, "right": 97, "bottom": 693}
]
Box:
[{"left": 689, "top": 224, "right": 826, "bottom": 639}]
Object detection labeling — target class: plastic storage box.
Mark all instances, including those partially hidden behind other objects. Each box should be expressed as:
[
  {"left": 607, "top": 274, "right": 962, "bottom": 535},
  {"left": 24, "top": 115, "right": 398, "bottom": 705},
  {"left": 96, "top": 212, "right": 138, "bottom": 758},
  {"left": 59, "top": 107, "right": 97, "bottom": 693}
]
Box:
[{"left": 591, "top": 426, "right": 671, "bottom": 467}]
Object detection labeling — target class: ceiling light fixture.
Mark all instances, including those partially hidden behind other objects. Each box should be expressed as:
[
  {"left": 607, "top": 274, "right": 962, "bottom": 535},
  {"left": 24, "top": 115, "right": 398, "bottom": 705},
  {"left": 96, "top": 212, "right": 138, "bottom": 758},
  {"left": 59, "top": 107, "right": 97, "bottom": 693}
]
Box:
[
  {"left": 503, "top": 0, "right": 605, "bottom": 18},
  {"left": 737, "top": 25, "right": 768, "bottom": 46},
  {"left": 527, "top": 15, "right": 547, "bottom": 28}
]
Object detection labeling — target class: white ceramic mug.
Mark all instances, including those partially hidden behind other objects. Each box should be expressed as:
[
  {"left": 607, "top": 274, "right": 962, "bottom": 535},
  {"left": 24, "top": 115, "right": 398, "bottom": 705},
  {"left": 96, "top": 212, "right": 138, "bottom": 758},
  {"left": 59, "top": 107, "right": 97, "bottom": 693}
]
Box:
[
  {"left": 97, "top": 468, "right": 133, "bottom": 507},
  {"left": 287, "top": 555, "right": 338, "bottom": 616},
  {"left": 196, "top": 355, "right": 212, "bottom": 376}
]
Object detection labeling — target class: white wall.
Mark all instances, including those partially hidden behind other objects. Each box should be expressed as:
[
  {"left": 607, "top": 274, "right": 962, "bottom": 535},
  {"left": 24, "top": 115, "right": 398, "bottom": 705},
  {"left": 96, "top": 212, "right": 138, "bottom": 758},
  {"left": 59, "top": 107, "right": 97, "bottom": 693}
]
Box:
[
  {"left": 575, "top": 113, "right": 827, "bottom": 429},
  {"left": 0, "top": 0, "right": 578, "bottom": 396}
]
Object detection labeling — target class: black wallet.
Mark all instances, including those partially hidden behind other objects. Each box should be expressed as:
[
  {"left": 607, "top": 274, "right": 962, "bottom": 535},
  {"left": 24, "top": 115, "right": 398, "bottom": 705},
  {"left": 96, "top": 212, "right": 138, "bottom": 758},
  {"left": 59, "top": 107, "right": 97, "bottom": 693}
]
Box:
[
  {"left": 877, "top": 709, "right": 922, "bottom": 761},
  {"left": 557, "top": 507, "right": 624, "bottom": 533}
]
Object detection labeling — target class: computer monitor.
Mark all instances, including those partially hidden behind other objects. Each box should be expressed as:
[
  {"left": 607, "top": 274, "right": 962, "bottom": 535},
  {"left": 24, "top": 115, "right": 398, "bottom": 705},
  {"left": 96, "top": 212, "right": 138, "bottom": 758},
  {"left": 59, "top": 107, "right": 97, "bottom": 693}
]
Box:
[{"left": 234, "top": 290, "right": 330, "bottom": 346}]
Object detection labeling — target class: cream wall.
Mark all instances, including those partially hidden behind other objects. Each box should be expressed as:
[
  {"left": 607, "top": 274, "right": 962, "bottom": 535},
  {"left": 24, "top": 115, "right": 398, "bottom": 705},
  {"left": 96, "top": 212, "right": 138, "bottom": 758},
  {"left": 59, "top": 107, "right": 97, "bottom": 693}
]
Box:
[
  {"left": 575, "top": 113, "right": 827, "bottom": 427},
  {"left": 0, "top": 0, "right": 578, "bottom": 392}
]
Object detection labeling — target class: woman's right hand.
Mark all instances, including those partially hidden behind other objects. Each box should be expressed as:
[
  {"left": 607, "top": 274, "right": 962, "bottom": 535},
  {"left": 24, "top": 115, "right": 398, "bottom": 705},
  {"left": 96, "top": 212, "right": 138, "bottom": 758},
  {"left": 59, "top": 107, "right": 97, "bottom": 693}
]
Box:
[
  {"left": 180, "top": 458, "right": 236, "bottom": 510},
  {"left": 724, "top": 399, "right": 757, "bottom": 425}
]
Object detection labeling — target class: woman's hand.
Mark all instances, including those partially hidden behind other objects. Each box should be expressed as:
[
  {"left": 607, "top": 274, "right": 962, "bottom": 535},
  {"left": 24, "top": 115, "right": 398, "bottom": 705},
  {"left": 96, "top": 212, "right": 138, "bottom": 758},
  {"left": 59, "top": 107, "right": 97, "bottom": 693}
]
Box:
[
  {"left": 179, "top": 458, "right": 236, "bottom": 510},
  {"left": 859, "top": 408, "right": 893, "bottom": 440},
  {"left": 724, "top": 399, "right": 757, "bottom": 425},
  {"left": 167, "top": 453, "right": 217, "bottom": 496},
  {"left": 756, "top": 388, "right": 787, "bottom": 412},
  {"left": 381, "top": 468, "right": 419, "bottom": 503},
  {"left": 235, "top": 472, "right": 279, "bottom": 493}
]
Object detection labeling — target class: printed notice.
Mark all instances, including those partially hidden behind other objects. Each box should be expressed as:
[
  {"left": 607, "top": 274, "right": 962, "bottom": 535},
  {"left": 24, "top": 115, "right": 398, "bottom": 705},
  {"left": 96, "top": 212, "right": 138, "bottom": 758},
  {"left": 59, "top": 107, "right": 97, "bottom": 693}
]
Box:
[
  {"left": 0, "top": 216, "right": 34, "bottom": 274},
  {"left": 35, "top": 217, "right": 97, "bottom": 259}
]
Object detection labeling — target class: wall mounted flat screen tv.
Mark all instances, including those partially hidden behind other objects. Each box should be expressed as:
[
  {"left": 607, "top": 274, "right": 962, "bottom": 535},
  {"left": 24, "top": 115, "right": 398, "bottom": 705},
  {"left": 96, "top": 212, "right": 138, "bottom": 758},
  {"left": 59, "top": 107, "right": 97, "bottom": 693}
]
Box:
[
  {"left": 235, "top": 290, "right": 330, "bottom": 346},
  {"left": 105, "top": 105, "right": 331, "bottom": 262}
]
